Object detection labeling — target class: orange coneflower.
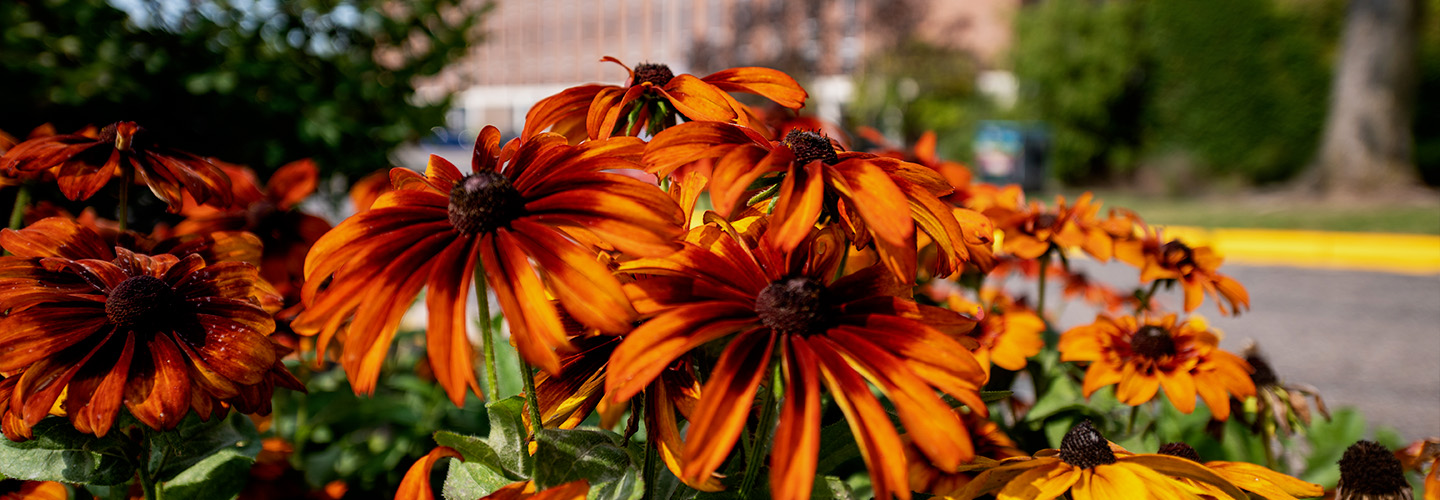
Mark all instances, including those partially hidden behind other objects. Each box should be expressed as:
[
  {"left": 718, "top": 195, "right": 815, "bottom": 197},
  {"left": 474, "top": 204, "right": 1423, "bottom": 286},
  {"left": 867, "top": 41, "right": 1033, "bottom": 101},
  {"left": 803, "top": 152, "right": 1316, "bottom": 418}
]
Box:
[
  {"left": 1058, "top": 313, "right": 1256, "bottom": 420},
  {"left": 1156, "top": 442, "right": 1324, "bottom": 500},
  {"left": 644, "top": 122, "right": 975, "bottom": 281},
  {"left": 0, "top": 121, "right": 232, "bottom": 212},
  {"left": 523, "top": 57, "right": 807, "bottom": 142},
  {"left": 953, "top": 421, "right": 1243, "bottom": 500},
  {"left": 174, "top": 159, "right": 332, "bottom": 312},
  {"left": 605, "top": 219, "right": 986, "bottom": 500},
  {"left": 994, "top": 193, "right": 1114, "bottom": 261},
  {"left": 1117, "top": 228, "right": 1250, "bottom": 316},
  {"left": 0, "top": 217, "right": 298, "bottom": 440},
  {"left": 948, "top": 291, "right": 1045, "bottom": 375},
  {"left": 292, "top": 126, "right": 685, "bottom": 406}
]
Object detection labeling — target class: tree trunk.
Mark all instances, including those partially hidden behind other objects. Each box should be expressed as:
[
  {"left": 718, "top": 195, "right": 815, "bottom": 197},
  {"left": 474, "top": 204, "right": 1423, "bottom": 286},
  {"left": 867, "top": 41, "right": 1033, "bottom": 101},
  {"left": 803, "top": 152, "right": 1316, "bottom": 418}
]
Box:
[{"left": 1311, "top": 0, "right": 1420, "bottom": 198}]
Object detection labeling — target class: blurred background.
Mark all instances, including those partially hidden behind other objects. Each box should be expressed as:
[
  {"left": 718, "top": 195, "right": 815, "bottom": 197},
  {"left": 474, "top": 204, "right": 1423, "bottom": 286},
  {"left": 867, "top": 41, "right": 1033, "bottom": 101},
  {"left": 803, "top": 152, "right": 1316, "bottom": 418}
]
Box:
[
  {"left": 5, "top": 0, "right": 1438, "bottom": 199},
  {"left": 3, "top": 0, "right": 1437, "bottom": 496}
]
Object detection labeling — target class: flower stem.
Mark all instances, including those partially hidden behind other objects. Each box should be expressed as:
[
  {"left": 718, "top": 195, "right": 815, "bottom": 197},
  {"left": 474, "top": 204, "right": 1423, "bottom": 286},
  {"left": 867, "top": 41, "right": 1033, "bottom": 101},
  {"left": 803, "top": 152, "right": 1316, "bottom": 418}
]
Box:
[
  {"left": 1036, "top": 248, "right": 1050, "bottom": 320},
  {"left": 7, "top": 185, "right": 29, "bottom": 230},
  {"left": 134, "top": 428, "right": 161, "bottom": 500},
  {"left": 740, "top": 365, "right": 780, "bottom": 499},
  {"left": 520, "top": 356, "right": 543, "bottom": 436},
  {"left": 473, "top": 263, "right": 500, "bottom": 397},
  {"left": 640, "top": 399, "right": 658, "bottom": 500},
  {"left": 1135, "top": 280, "right": 1161, "bottom": 315}
]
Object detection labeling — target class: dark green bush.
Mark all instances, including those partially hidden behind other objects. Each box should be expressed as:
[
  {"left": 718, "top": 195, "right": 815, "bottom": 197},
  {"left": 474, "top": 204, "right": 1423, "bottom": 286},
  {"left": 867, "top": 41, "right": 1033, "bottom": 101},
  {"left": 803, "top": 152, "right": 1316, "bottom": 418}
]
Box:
[{"left": 0, "top": 0, "right": 486, "bottom": 178}]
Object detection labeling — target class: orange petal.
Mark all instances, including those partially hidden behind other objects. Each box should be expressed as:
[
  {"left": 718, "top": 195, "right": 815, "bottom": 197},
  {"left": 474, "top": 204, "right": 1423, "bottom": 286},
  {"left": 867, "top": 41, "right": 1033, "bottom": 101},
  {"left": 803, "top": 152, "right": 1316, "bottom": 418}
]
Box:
[
  {"left": 396, "top": 446, "right": 462, "bottom": 500},
  {"left": 510, "top": 221, "right": 636, "bottom": 335},
  {"left": 659, "top": 75, "right": 740, "bottom": 123},
  {"left": 605, "top": 302, "right": 758, "bottom": 404},
  {"left": 424, "top": 235, "right": 483, "bottom": 406},
  {"left": 124, "top": 334, "right": 193, "bottom": 430},
  {"left": 700, "top": 67, "right": 808, "bottom": 109},
  {"left": 770, "top": 337, "right": 822, "bottom": 500},
  {"left": 767, "top": 161, "right": 826, "bottom": 254},
  {"left": 681, "top": 329, "right": 775, "bottom": 484},
  {"left": 809, "top": 340, "right": 911, "bottom": 500},
  {"left": 265, "top": 158, "right": 319, "bottom": 209}
]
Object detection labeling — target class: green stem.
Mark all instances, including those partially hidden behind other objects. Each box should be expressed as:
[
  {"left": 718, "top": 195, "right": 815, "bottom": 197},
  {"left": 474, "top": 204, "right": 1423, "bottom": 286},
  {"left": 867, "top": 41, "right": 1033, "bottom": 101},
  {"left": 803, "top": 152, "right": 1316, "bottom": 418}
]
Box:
[
  {"left": 740, "top": 365, "right": 780, "bottom": 499},
  {"left": 7, "top": 185, "right": 29, "bottom": 230},
  {"left": 473, "top": 263, "right": 500, "bottom": 398},
  {"left": 118, "top": 164, "right": 132, "bottom": 232},
  {"left": 641, "top": 403, "right": 658, "bottom": 500},
  {"left": 746, "top": 182, "right": 780, "bottom": 207},
  {"left": 135, "top": 429, "right": 160, "bottom": 500},
  {"left": 520, "top": 356, "right": 543, "bottom": 436},
  {"left": 1135, "top": 280, "right": 1161, "bottom": 315}
]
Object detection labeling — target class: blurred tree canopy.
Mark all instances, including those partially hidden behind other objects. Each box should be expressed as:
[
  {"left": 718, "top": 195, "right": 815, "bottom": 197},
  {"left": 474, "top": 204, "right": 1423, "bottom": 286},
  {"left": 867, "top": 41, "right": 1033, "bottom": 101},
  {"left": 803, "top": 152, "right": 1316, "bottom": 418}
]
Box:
[
  {"left": 0, "top": 0, "right": 489, "bottom": 179},
  {"left": 1011, "top": 0, "right": 1350, "bottom": 186},
  {"left": 848, "top": 40, "right": 991, "bottom": 163},
  {"left": 1012, "top": 0, "right": 1149, "bottom": 184}
]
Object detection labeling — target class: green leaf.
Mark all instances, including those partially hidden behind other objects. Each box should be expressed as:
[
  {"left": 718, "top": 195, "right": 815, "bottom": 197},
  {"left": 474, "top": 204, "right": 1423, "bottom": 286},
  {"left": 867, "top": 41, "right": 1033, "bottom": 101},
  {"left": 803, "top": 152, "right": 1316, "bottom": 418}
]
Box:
[
  {"left": 0, "top": 418, "right": 134, "bottom": 485},
  {"left": 587, "top": 467, "right": 643, "bottom": 500},
  {"left": 149, "top": 412, "right": 261, "bottom": 481},
  {"left": 486, "top": 397, "right": 533, "bottom": 479},
  {"left": 443, "top": 459, "right": 512, "bottom": 500},
  {"left": 815, "top": 420, "right": 860, "bottom": 475},
  {"left": 811, "top": 475, "right": 856, "bottom": 500},
  {"left": 433, "top": 431, "right": 503, "bottom": 473},
  {"left": 151, "top": 413, "right": 261, "bottom": 500},
  {"left": 532, "top": 428, "right": 634, "bottom": 491}
]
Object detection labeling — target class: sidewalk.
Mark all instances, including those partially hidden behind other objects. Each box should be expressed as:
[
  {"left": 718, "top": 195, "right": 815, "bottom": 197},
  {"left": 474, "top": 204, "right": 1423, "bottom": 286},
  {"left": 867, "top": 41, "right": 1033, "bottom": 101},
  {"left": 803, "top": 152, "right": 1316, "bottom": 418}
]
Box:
[{"left": 1160, "top": 226, "right": 1440, "bottom": 275}]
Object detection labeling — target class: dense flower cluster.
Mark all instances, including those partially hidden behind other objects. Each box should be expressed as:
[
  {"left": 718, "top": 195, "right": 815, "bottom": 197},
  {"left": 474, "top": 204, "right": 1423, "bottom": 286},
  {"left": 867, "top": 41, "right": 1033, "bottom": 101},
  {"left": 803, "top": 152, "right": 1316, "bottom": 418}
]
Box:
[{"left": 3, "top": 57, "right": 1416, "bottom": 500}]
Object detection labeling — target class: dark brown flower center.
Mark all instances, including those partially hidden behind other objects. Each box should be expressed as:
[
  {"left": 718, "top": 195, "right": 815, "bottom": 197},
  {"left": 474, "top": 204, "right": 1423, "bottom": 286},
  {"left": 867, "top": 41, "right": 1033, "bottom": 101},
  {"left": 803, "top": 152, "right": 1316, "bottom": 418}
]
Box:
[
  {"left": 632, "top": 63, "right": 675, "bottom": 87},
  {"left": 782, "top": 129, "right": 839, "bottom": 166},
  {"left": 1130, "top": 325, "right": 1177, "bottom": 359},
  {"left": 1246, "top": 351, "right": 1279, "bottom": 387},
  {"left": 1160, "top": 240, "right": 1195, "bottom": 268},
  {"left": 106, "top": 275, "right": 180, "bottom": 329},
  {"left": 755, "top": 277, "right": 825, "bottom": 336},
  {"left": 1058, "top": 420, "right": 1116, "bottom": 469},
  {"left": 1338, "top": 440, "right": 1410, "bottom": 496},
  {"left": 1157, "top": 442, "right": 1203, "bottom": 462},
  {"left": 1033, "top": 213, "right": 1060, "bottom": 230},
  {"left": 448, "top": 171, "right": 526, "bottom": 235}
]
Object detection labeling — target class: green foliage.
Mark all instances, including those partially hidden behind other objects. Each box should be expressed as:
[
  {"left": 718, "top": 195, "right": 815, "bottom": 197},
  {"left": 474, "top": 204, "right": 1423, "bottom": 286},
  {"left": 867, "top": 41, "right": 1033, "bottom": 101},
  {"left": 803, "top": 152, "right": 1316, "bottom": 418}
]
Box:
[
  {"left": 0, "top": 0, "right": 488, "bottom": 178},
  {"left": 533, "top": 428, "right": 642, "bottom": 500},
  {"left": 152, "top": 413, "right": 261, "bottom": 500},
  {"left": 1011, "top": 0, "right": 1344, "bottom": 185},
  {"left": 1145, "top": 0, "right": 1338, "bottom": 183},
  {"left": 436, "top": 398, "right": 531, "bottom": 499},
  {"left": 269, "top": 332, "right": 489, "bottom": 496},
  {"left": 0, "top": 418, "right": 134, "bottom": 485},
  {"left": 1012, "top": 0, "right": 1149, "bottom": 184},
  {"left": 1416, "top": 0, "right": 1440, "bottom": 185}
]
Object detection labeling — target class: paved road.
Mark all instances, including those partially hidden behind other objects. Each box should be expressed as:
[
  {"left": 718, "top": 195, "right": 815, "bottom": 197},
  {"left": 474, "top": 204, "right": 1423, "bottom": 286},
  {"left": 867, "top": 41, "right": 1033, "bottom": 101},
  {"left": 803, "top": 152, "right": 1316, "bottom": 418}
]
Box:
[{"left": 1047, "top": 262, "right": 1440, "bottom": 441}]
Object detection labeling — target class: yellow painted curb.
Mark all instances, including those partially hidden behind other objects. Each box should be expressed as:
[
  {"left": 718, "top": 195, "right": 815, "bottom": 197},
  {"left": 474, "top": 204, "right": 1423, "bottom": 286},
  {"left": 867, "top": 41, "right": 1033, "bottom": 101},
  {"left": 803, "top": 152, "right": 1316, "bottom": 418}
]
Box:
[{"left": 1159, "top": 226, "right": 1440, "bottom": 275}]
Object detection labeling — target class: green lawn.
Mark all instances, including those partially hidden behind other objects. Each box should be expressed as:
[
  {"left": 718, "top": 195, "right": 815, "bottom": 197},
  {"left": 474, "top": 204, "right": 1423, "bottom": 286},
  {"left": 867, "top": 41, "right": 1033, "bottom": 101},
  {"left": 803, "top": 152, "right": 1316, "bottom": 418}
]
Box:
[{"left": 1057, "top": 191, "right": 1440, "bottom": 235}]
